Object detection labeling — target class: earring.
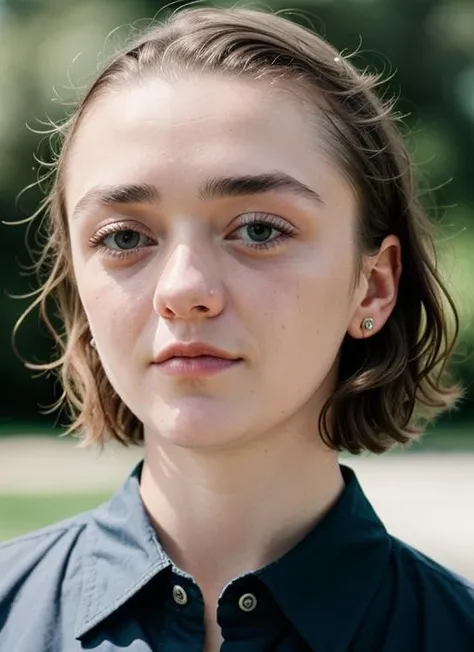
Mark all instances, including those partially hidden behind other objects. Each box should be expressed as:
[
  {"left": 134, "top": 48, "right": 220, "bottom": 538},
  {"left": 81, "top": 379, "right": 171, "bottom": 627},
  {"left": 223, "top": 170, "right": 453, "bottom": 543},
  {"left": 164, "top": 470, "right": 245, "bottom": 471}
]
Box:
[
  {"left": 90, "top": 338, "right": 97, "bottom": 349},
  {"left": 361, "top": 317, "right": 375, "bottom": 332}
]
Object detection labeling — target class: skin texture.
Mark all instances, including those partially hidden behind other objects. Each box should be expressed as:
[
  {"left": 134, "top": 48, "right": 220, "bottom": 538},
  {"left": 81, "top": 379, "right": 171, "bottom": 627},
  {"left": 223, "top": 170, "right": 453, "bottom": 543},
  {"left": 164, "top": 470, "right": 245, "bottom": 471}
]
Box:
[{"left": 65, "top": 73, "right": 401, "bottom": 649}]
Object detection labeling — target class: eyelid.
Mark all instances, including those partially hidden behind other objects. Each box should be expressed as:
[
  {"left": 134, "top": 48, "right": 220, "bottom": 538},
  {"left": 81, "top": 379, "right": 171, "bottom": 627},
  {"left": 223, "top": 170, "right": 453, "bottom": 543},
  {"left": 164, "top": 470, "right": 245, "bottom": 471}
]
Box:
[
  {"left": 88, "top": 212, "right": 297, "bottom": 259},
  {"left": 88, "top": 220, "right": 152, "bottom": 242},
  {"left": 87, "top": 222, "right": 156, "bottom": 261},
  {"left": 230, "top": 212, "right": 296, "bottom": 238}
]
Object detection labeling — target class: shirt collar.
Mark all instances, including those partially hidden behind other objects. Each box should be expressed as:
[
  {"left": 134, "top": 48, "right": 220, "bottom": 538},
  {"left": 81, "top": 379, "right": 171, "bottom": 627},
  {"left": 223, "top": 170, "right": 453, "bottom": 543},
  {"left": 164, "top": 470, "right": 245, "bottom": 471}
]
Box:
[
  {"left": 256, "top": 464, "right": 392, "bottom": 652},
  {"left": 76, "top": 461, "right": 391, "bottom": 649},
  {"left": 75, "top": 461, "right": 170, "bottom": 638}
]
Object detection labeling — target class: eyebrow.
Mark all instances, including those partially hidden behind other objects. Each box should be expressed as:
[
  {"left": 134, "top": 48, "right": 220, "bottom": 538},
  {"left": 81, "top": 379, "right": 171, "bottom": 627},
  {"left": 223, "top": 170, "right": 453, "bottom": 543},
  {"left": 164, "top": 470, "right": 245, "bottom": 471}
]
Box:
[{"left": 71, "top": 172, "right": 323, "bottom": 220}]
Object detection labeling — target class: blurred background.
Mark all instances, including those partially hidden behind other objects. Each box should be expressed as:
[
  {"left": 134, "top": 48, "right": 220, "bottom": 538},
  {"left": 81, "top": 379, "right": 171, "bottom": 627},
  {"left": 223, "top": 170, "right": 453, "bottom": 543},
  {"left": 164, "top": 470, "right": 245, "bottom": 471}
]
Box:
[{"left": 0, "top": 0, "right": 473, "bottom": 577}]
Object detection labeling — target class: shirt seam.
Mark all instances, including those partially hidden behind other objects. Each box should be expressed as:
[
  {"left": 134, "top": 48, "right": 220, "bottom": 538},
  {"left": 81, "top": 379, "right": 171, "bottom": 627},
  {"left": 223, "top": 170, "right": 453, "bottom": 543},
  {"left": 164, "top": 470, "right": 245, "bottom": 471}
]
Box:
[
  {"left": 395, "top": 539, "right": 473, "bottom": 591},
  {"left": 82, "top": 521, "right": 100, "bottom": 631},
  {"left": 0, "top": 521, "right": 87, "bottom": 550}
]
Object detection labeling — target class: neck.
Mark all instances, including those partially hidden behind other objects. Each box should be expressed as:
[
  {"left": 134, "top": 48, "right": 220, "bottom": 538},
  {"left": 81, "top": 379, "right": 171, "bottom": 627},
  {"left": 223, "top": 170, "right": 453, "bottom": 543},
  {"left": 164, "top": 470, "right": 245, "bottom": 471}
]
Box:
[{"left": 140, "top": 424, "right": 343, "bottom": 600}]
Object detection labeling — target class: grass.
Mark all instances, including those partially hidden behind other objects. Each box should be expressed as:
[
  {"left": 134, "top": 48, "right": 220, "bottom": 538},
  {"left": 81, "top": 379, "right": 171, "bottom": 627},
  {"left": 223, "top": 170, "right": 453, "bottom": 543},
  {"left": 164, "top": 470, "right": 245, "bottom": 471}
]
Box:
[{"left": 0, "top": 493, "right": 111, "bottom": 542}]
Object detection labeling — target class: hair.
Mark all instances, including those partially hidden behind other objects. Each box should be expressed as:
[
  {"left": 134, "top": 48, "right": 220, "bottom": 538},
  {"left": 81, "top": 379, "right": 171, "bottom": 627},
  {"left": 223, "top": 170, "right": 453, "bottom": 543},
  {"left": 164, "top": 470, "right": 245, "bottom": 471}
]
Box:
[{"left": 12, "top": 4, "right": 462, "bottom": 454}]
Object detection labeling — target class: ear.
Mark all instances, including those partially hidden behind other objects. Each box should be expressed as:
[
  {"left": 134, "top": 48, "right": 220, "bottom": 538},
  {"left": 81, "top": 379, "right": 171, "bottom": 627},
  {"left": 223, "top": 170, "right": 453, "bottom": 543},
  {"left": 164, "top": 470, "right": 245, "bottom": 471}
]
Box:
[{"left": 348, "top": 235, "right": 402, "bottom": 339}]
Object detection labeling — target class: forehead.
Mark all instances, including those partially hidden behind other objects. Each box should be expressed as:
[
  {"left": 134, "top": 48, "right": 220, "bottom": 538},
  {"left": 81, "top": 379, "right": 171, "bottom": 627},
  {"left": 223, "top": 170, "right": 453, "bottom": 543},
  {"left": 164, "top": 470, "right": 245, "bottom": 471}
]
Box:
[{"left": 64, "top": 74, "right": 347, "bottom": 215}]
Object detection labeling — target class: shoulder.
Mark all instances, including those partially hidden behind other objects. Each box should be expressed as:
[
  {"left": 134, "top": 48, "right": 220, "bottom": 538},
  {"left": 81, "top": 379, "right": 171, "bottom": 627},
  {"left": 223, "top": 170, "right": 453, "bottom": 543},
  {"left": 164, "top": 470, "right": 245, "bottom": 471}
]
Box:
[
  {"left": 392, "top": 535, "right": 474, "bottom": 596},
  {"left": 389, "top": 536, "right": 474, "bottom": 638},
  {"left": 0, "top": 510, "right": 93, "bottom": 651},
  {"left": 0, "top": 510, "right": 90, "bottom": 577}
]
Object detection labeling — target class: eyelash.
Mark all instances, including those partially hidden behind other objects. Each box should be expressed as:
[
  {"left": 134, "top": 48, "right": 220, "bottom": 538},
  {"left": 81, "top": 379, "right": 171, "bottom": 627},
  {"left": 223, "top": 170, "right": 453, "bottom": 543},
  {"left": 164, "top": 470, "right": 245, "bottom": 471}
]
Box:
[{"left": 88, "top": 213, "right": 296, "bottom": 260}]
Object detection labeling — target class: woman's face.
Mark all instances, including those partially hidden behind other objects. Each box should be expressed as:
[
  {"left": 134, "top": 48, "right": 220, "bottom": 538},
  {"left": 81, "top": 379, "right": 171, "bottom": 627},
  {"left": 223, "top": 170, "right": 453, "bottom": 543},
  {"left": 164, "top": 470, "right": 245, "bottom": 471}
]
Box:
[{"left": 65, "top": 74, "right": 369, "bottom": 450}]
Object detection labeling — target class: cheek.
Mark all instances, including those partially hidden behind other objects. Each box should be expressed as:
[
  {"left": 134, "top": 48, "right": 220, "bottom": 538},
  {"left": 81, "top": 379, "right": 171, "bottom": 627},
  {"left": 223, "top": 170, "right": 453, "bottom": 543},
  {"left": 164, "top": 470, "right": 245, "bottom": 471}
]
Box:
[
  {"left": 247, "top": 252, "right": 355, "bottom": 368},
  {"left": 75, "top": 266, "right": 149, "bottom": 344},
  {"left": 252, "top": 246, "right": 354, "bottom": 323}
]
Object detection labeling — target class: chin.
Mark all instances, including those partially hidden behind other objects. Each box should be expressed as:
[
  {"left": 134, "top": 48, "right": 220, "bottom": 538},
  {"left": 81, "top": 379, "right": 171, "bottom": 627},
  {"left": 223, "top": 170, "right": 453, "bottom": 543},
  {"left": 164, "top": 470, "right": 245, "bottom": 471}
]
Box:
[
  {"left": 144, "top": 400, "right": 249, "bottom": 450},
  {"left": 151, "top": 424, "right": 243, "bottom": 451}
]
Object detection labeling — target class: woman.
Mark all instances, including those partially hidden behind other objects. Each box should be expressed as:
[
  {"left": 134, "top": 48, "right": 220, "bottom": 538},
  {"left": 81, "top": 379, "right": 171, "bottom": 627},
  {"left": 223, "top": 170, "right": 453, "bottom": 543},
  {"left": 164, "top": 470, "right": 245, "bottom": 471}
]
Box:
[{"left": 1, "top": 5, "right": 473, "bottom": 651}]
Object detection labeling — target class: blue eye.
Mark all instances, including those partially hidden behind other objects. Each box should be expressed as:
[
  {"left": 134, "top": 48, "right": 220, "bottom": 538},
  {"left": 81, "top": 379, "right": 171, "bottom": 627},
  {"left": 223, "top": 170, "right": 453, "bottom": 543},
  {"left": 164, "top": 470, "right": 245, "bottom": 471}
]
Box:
[
  {"left": 105, "top": 230, "right": 145, "bottom": 250},
  {"left": 230, "top": 213, "right": 296, "bottom": 250},
  {"left": 89, "top": 213, "right": 296, "bottom": 260},
  {"left": 89, "top": 227, "right": 155, "bottom": 259},
  {"left": 240, "top": 222, "right": 276, "bottom": 244}
]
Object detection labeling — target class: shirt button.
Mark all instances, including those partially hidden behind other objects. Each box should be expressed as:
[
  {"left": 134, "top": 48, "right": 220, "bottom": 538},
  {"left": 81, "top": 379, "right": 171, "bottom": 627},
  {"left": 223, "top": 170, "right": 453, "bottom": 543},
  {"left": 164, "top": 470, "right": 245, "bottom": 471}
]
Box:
[
  {"left": 238, "top": 592, "right": 257, "bottom": 612},
  {"left": 172, "top": 585, "right": 188, "bottom": 605}
]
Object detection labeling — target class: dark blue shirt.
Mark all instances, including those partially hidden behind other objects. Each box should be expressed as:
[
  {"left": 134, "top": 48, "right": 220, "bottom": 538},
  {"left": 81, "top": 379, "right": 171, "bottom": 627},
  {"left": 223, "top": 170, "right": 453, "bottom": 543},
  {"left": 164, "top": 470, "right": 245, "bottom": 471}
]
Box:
[{"left": 0, "top": 461, "right": 473, "bottom": 651}]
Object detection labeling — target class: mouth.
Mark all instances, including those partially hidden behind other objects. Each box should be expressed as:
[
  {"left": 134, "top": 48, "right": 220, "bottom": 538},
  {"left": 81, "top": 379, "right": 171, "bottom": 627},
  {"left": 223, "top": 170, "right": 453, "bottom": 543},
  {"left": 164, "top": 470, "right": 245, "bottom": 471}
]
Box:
[
  {"left": 153, "top": 354, "right": 242, "bottom": 378},
  {"left": 152, "top": 340, "right": 243, "bottom": 377}
]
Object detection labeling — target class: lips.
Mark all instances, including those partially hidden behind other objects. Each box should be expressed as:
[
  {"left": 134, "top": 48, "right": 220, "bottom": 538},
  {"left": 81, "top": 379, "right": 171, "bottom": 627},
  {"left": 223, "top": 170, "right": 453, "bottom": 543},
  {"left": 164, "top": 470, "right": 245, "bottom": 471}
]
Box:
[
  {"left": 153, "top": 341, "right": 241, "bottom": 365},
  {"left": 152, "top": 344, "right": 243, "bottom": 378}
]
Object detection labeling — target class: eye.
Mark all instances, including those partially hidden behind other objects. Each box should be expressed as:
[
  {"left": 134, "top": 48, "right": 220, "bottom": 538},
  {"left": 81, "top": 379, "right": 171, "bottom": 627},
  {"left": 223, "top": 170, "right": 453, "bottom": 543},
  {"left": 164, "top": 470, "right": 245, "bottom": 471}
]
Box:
[
  {"left": 106, "top": 230, "right": 144, "bottom": 250},
  {"left": 229, "top": 213, "right": 297, "bottom": 250},
  {"left": 88, "top": 226, "right": 155, "bottom": 259},
  {"left": 88, "top": 212, "right": 296, "bottom": 260}
]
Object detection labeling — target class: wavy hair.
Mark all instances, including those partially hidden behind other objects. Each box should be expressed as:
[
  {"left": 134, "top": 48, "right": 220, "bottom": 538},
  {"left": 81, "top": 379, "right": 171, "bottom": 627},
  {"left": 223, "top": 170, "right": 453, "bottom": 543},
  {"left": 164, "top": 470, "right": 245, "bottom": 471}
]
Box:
[{"left": 12, "top": 5, "right": 462, "bottom": 453}]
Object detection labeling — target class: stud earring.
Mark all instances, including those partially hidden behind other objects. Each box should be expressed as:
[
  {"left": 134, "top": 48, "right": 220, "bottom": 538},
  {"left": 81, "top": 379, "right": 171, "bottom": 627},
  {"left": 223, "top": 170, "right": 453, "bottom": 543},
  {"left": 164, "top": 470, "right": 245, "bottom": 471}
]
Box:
[
  {"left": 90, "top": 338, "right": 97, "bottom": 349},
  {"left": 361, "top": 317, "right": 375, "bottom": 332}
]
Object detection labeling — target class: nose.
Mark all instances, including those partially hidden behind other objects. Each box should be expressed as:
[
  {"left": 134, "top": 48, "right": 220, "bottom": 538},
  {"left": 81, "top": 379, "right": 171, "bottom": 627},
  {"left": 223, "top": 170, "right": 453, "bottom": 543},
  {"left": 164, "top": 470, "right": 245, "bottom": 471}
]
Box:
[{"left": 153, "top": 242, "right": 225, "bottom": 320}]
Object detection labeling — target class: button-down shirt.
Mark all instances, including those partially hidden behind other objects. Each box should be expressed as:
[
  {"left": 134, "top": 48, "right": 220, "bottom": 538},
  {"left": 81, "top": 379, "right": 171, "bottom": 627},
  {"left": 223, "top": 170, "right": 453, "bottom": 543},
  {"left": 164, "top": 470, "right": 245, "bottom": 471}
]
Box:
[{"left": 1, "top": 461, "right": 473, "bottom": 651}]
